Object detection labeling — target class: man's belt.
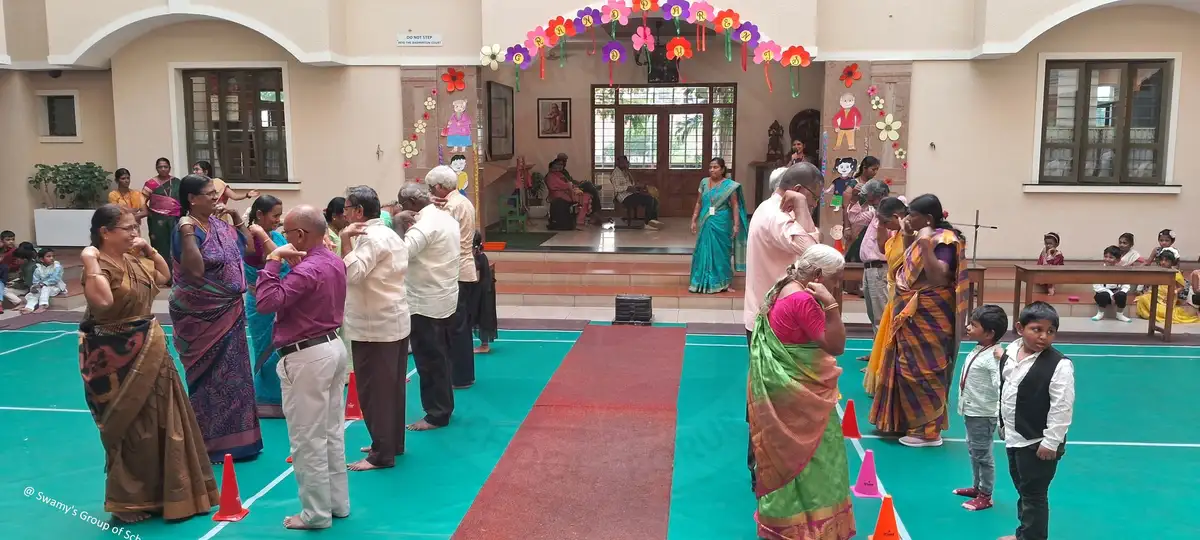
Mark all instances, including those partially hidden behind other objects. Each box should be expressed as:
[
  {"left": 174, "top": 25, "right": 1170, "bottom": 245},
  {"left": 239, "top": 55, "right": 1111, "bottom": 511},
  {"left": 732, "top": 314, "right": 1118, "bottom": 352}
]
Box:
[{"left": 277, "top": 331, "right": 339, "bottom": 358}]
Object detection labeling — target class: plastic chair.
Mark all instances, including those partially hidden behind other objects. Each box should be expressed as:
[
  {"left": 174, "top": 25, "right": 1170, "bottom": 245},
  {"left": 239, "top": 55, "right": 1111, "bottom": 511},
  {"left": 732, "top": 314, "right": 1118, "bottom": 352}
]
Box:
[{"left": 498, "top": 193, "right": 526, "bottom": 233}]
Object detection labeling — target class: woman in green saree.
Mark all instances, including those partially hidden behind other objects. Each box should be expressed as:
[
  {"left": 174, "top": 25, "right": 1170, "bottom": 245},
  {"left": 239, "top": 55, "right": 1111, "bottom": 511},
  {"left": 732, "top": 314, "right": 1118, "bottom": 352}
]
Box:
[
  {"left": 141, "top": 157, "right": 181, "bottom": 275},
  {"left": 749, "top": 244, "right": 855, "bottom": 540},
  {"left": 689, "top": 158, "right": 748, "bottom": 294}
]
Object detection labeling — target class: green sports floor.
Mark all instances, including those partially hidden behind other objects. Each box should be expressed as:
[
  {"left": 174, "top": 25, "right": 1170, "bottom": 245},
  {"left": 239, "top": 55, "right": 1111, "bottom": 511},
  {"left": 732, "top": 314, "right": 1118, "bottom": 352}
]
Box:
[{"left": 1, "top": 320, "right": 1198, "bottom": 539}]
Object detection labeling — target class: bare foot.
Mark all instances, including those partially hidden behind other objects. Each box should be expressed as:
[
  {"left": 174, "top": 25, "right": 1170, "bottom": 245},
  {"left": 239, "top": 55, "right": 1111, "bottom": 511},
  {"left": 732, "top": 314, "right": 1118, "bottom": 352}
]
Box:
[
  {"left": 347, "top": 458, "right": 390, "bottom": 471},
  {"left": 283, "top": 515, "right": 325, "bottom": 529},
  {"left": 359, "top": 446, "right": 371, "bottom": 453},
  {"left": 113, "top": 512, "right": 151, "bottom": 523},
  {"left": 19, "top": 308, "right": 32, "bottom": 314},
  {"left": 34, "top": 305, "right": 47, "bottom": 313},
  {"left": 473, "top": 345, "right": 490, "bottom": 354},
  {"left": 406, "top": 419, "right": 443, "bottom": 431}
]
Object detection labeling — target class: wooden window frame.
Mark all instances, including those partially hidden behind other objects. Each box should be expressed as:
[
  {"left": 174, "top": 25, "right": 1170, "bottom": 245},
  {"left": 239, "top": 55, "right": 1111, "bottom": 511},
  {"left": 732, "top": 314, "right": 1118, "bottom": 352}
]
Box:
[
  {"left": 1038, "top": 59, "right": 1172, "bottom": 186},
  {"left": 182, "top": 68, "right": 289, "bottom": 183}
]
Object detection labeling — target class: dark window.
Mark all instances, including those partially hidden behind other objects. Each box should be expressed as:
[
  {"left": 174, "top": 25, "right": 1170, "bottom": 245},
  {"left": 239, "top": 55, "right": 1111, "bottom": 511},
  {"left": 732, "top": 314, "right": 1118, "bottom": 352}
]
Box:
[
  {"left": 1040, "top": 60, "right": 1172, "bottom": 185},
  {"left": 182, "top": 69, "right": 288, "bottom": 182},
  {"left": 45, "top": 95, "right": 77, "bottom": 137}
]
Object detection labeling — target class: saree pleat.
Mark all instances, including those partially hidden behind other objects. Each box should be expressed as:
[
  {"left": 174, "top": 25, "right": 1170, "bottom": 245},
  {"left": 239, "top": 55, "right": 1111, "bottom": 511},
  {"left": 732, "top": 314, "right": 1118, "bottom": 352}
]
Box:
[
  {"left": 868, "top": 230, "right": 968, "bottom": 436},
  {"left": 80, "top": 253, "right": 218, "bottom": 520},
  {"left": 863, "top": 232, "right": 905, "bottom": 395},
  {"left": 689, "top": 178, "right": 748, "bottom": 294},
  {"left": 245, "top": 229, "right": 289, "bottom": 418},
  {"left": 749, "top": 315, "right": 855, "bottom": 540},
  {"left": 169, "top": 216, "right": 262, "bottom": 462}
]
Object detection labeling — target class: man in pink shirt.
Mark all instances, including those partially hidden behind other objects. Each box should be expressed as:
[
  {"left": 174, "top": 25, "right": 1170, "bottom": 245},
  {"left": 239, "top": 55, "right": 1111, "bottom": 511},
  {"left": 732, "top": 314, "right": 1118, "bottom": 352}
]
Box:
[{"left": 742, "top": 161, "right": 823, "bottom": 491}]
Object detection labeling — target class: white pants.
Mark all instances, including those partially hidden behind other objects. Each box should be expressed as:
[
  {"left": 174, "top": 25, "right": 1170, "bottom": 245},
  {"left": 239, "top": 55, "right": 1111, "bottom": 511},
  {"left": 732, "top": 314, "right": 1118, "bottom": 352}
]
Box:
[
  {"left": 24, "top": 285, "right": 63, "bottom": 309},
  {"left": 277, "top": 338, "right": 351, "bottom": 527}
]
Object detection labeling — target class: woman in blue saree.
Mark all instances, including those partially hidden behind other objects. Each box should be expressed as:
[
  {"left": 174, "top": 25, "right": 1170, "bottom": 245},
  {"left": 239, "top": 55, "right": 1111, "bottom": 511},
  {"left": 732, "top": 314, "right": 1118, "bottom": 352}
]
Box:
[
  {"left": 689, "top": 158, "right": 748, "bottom": 294},
  {"left": 170, "top": 174, "right": 262, "bottom": 463},
  {"left": 242, "top": 195, "right": 289, "bottom": 418}
]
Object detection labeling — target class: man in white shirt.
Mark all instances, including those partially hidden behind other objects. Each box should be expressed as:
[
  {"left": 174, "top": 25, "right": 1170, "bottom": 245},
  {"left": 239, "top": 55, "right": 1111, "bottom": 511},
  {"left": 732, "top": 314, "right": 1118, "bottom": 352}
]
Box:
[
  {"left": 339, "top": 186, "right": 410, "bottom": 472},
  {"left": 426, "top": 166, "right": 480, "bottom": 389},
  {"left": 395, "top": 182, "right": 461, "bottom": 431},
  {"left": 996, "top": 301, "right": 1075, "bottom": 540}
]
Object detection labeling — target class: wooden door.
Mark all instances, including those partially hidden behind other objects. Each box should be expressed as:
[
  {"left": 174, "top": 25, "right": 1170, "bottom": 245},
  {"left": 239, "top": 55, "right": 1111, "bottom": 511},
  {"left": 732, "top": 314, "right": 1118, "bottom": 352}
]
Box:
[{"left": 617, "top": 107, "right": 712, "bottom": 217}]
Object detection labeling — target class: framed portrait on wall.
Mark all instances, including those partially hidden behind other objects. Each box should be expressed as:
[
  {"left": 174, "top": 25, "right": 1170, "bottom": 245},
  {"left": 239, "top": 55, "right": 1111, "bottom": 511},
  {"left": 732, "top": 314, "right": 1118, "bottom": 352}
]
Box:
[
  {"left": 486, "top": 81, "right": 514, "bottom": 160},
  {"left": 536, "top": 98, "right": 571, "bottom": 139}
]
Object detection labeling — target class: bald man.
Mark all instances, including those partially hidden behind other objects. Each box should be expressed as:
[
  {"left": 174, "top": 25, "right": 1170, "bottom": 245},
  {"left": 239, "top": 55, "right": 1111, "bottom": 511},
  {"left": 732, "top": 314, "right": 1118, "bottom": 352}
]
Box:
[{"left": 255, "top": 205, "right": 351, "bottom": 530}]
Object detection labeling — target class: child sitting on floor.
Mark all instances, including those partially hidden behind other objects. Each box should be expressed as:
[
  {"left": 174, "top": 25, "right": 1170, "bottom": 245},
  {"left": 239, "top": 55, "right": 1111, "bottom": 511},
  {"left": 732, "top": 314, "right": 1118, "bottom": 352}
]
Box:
[
  {"left": 1036, "top": 232, "right": 1064, "bottom": 295},
  {"left": 996, "top": 301, "right": 1075, "bottom": 540},
  {"left": 953, "top": 304, "right": 1007, "bottom": 512},
  {"left": 20, "top": 248, "right": 66, "bottom": 314},
  {"left": 1092, "top": 245, "right": 1133, "bottom": 323}
]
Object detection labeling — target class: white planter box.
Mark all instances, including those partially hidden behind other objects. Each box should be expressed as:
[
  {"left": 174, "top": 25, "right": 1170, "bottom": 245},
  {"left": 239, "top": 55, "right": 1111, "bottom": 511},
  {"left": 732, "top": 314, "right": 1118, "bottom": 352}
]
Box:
[
  {"left": 34, "top": 208, "right": 95, "bottom": 247},
  {"left": 527, "top": 205, "right": 548, "bottom": 219}
]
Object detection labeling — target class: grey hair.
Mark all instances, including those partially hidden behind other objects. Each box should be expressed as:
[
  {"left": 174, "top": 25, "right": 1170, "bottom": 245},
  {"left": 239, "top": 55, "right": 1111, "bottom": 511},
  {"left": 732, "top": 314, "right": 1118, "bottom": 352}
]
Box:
[
  {"left": 860, "top": 178, "right": 890, "bottom": 202},
  {"left": 289, "top": 205, "right": 328, "bottom": 236},
  {"left": 778, "top": 161, "right": 823, "bottom": 192},
  {"left": 768, "top": 167, "right": 788, "bottom": 191},
  {"left": 760, "top": 244, "right": 845, "bottom": 314},
  {"left": 397, "top": 182, "right": 432, "bottom": 205},
  {"left": 345, "top": 185, "right": 381, "bottom": 219},
  {"left": 425, "top": 165, "right": 458, "bottom": 191}
]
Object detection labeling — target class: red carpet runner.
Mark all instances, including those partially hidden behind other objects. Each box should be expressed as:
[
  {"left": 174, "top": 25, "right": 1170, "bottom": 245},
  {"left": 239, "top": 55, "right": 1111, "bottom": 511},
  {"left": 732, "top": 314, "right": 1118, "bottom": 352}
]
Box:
[{"left": 452, "top": 324, "right": 687, "bottom": 540}]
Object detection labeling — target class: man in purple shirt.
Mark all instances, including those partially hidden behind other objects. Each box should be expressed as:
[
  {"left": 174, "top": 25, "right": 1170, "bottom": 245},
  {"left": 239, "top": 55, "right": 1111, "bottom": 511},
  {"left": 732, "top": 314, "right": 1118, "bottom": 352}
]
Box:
[{"left": 254, "top": 205, "right": 350, "bottom": 531}]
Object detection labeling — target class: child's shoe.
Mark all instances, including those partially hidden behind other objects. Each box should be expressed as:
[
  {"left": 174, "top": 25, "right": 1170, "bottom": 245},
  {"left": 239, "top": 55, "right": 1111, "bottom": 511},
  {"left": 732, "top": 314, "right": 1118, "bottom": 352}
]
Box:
[
  {"left": 952, "top": 487, "right": 979, "bottom": 498},
  {"left": 962, "top": 495, "right": 993, "bottom": 511},
  {"left": 1091, "top": 310, "right": 1105, "bottom": 321},
  {"left": 1116, "top": 312, "right": 1132, "bottom": 322}
]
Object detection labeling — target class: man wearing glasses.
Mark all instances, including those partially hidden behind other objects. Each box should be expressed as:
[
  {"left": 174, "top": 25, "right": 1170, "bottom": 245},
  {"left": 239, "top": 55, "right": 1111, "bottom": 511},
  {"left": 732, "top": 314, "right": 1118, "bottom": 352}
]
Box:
[{"left": 253, "top": 205, "right": 350, "bottom": 530}]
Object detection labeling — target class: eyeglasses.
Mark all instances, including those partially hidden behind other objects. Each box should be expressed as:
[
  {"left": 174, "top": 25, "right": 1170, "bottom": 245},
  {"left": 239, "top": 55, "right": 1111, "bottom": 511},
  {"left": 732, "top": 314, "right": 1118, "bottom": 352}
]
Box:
[
  {"left": 283, "top": 228, "right": 309, "bottom": 235},
  {"left": 109, "top": 224, "right": 139, "bottom": 233}
]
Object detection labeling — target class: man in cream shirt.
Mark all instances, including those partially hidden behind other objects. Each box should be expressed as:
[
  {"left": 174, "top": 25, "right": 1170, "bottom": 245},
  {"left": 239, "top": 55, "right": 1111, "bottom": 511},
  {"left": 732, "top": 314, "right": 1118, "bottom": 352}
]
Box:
[
  {"left": 339, "top": 186, "right": 410, "bottom": 472},
  {"left": 426, "top": 165, "right": 479, "bottom": 389},
  {"left": 394, "top": 181, "right": 461, "bottom": 431}
]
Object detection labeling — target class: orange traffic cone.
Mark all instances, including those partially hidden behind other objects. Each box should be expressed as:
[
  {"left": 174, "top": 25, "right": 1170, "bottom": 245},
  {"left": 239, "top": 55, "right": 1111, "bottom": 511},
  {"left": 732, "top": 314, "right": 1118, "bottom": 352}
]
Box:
[
  {"left": 286, "top": 456, "right": 292, "bottom": 463},
  {"left": 345, "top": 372, "right": 363, "bottom": 420},
  {"left": 212, "top": 453, "right": 249, "bottom": 522},
  {"left": 867, "top": 495, "right": 900, "bottom": 540},
  {"left": 842, "top": 399, "right": 862, "bottom": 439}
]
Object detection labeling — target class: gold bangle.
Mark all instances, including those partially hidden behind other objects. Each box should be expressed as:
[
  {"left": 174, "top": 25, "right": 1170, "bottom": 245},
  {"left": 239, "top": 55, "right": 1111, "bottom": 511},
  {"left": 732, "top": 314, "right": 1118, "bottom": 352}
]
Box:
[{"left": 823, "top": 302, "right": 840, "bottom": 312}]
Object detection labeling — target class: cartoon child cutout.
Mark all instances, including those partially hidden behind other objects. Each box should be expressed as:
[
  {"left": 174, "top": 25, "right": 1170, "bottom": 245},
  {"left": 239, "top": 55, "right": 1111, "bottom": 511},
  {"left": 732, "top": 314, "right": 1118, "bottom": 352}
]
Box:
[
  {"left": 831, "top": 92, "right": 862, "bottom": 150},
  {"left": 450, "top": 154, "right": 469, "bottom": 195},
  {"left": 826, "top": 157, "right": 858, "bottom": 211},
  {"left": 443, "top": 98, "right": 473, "bottom": 152}
]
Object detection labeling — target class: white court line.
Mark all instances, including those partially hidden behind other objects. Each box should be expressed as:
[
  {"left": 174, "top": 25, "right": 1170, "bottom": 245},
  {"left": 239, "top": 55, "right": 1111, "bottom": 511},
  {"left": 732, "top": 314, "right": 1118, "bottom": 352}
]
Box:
[
  {"left": 0, "top": 406, "right": 89, "bottom": 413},
  {"left": 684, "top": 343, "right": 1200, "bottom": 359},
  {"left": 836, "top": 402, "right": 912, "bottom": 540},
  {"left": 199, "top": 366, "right": 417, "bottom": 540},
  {"left": 857, "top": 434, "right": 1200, "bottom": 449},
  {"left": 0, "top": 332, "right": 71, "bottom": 356}
]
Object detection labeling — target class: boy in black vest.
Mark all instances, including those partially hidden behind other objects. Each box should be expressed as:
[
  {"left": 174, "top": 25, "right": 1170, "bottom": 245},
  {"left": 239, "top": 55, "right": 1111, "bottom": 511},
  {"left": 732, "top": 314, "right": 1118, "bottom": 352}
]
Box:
[{"left": 994, "top": 301, "right": 1075, "bottom": 540}]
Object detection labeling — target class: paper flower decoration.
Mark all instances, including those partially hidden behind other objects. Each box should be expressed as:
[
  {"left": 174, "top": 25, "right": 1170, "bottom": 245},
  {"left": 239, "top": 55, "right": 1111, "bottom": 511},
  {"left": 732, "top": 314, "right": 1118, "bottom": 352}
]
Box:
[
  {"left": 401, "top": 140, "right": 419, "bottom": 159},
  {"left": 545, "top": 16, "right": 577, "bottom": 47},
  {"left": 687, "top": 1, "right": 715, "bottom": 50},
  {"left": 414, "top": 120, "right": 427, "bottom": 134},
  {"left": 871, "top": 96, "right": 885, "bottom": 110},
  {"left": 404, "top": 160, "right": 412, "bottom": 169},
  {"left": 877, "top": 113, "right": 902, "bottom": 141},
  {"left": 713, "top": 10, "right": 740, "bottom": 62},
  {"left": 780, "top": 46, "right": 811, "bottom": 98},
  {"left": 753, "top": 40, "right": 780, "bottom": 92},
  {"left": 441, "top": 68, "right": 465, "bottom": 93},
  {"left": 632, "top": 0, "right": 659, "bottom": 26},
  {"left": 601, "top": 0, "right": 631, "bottom": 26},
  {"left": 601, "top": 40, "right": 627, "bottom": 86},
  {"left": 734, "top": 21, "right": 759, "bottom": 71},
  {"left": 867, "top": 84, "right": 879, "bottom": 97},
  {"left": 666, "top": 36, "right": 693, "bottom": 60},
  {"left": 840, "top": 63, "right": 862, "bottom": 88},
  {"left": 632, "top": 26, "right": 655, "bottom": 51},
  {"left": 663, "top": 0, "right": 690, "bottom": 26},
  {"left": 506, "top": 44, "right": 533, "bottom": 90},
  {"left": 480, "top": 44, "right": 502, "bottom": 70},
  {"left": 895, "top": 148, "right": 907, "bottom": 160},
  {"left": 576, "top": 7, "right": 603, "bottom": 55},
  {"left": 526, "top": 27, "right": 549, "bottom": 54},
  {"left": 424, "top": 97, "right": 437, "bottom": 110}
]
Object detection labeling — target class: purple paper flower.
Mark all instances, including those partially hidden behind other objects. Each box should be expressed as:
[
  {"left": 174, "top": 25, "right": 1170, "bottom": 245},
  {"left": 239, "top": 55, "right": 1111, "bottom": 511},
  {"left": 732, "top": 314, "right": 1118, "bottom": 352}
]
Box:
[
  {"left": 662, "top": 0, "right": 691, "bottom": 21},
  {"left": 602, "top": 40, "right": 627, "bottom": 63},
  {"left": 736, "top": 21, "right": 760, "bottom": 49},
  {"left": 576, "top": 7, "right": 602, "bottom": 29},
  {"left": 506, "top": 45, "right": 533, "bottom": 70}
]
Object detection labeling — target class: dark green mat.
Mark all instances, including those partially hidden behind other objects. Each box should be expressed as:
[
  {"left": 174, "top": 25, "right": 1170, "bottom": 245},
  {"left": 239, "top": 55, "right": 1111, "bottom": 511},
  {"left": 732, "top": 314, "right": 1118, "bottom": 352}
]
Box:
[{"left": 482, "top": 225, "right": 557, "bottom": 250}]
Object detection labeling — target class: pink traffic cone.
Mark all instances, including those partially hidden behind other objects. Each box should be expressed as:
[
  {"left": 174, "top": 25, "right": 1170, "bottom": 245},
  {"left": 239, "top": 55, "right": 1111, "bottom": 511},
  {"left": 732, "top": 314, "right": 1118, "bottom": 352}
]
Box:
[{"left": 852, "top": 449, "right": 883, "bottom": 498}]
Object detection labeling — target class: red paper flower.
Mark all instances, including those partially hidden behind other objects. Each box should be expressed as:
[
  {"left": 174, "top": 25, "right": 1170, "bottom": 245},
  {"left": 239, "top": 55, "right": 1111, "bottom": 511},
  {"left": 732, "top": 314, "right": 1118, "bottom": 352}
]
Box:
[
  {"left": 411, "top": 134, "right": 419, "bottom": 141},
  {"left": 666, "top": 37, "right": 693, "bottom": 60},
  {"left": 441, "top": 68, "right": 465, "bottom": 93},
  {"left": 780, "top": 46, "right": 811, "bottom": 68},
  {"left": 884, "top": 178, "right": 893, "bottom": 185},
  {"left": 404, "top": 160, "right": 412, "bottom": 168},
  {"left": 892, "top": 142, "right": 899, "bottom": 149},
  {"left": 714, "top": 9, "right": 740, "bottom": 33},
  {"left": 423, "top": 112, "right": 430, "bottom": 120},
  {"left": 633, "top": 0, "right": 660, "bottom": 15},
  {"left": 545, "top": 16, "right": 577, "bottom": 46},
  {"left": 840, "top": 63, "right": 862, "bottom": 88}
]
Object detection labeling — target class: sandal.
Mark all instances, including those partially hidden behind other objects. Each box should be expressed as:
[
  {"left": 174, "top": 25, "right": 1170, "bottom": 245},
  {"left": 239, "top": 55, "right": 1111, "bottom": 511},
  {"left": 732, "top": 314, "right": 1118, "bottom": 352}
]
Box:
[
  {"left": 952, "top": 487, "right": 979, "bottom": 498},
  {"left": 962, "top": 495, "right": 993, "bottom": 511}
]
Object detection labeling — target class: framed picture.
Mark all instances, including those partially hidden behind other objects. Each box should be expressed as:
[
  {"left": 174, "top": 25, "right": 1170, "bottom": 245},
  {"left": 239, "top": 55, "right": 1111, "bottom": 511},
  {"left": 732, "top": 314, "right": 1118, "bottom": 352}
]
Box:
[
  {"left": 486, "top": 81, "right": 514, "bottom": 160},
  {"left": 537, "top": 98, "right": 571, "bottom": 139}
]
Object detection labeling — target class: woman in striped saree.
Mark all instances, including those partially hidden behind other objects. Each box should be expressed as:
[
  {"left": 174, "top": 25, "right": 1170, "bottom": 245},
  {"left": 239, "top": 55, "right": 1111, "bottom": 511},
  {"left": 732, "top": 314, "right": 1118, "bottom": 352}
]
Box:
[
  {"left": 242, "top": 195, "right": 288, "bottom": 417},
  {"left": 863, "top": 196, "right": 908, "bottom": 396},
  {"left": 170, "top": 175, "right": 262, "bottom": 463},
  {"left": 689, "top": 158, "right": 748, "bottom": 294},
  {"left": 141, "top": 157, "right": 180, "bottom": 274},
  {"left": 868, "top": 194, "right": 968, "bottom": 448},
  {"left": 749, "top": 244, "right": 855, "bottom": 540}
]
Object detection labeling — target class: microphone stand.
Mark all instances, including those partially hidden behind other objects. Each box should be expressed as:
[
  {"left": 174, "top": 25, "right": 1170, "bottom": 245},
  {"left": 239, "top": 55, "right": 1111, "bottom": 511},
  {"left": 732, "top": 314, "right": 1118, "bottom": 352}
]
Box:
[{"left": 950, "top": 210, "right": 998, "bottom": 266}]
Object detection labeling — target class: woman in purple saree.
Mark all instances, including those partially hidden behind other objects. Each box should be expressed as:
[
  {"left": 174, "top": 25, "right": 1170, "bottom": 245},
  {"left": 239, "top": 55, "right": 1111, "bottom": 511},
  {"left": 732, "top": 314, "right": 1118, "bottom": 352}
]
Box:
[{"left": 169, "top": 174, "right": 262, "bottom": 463}]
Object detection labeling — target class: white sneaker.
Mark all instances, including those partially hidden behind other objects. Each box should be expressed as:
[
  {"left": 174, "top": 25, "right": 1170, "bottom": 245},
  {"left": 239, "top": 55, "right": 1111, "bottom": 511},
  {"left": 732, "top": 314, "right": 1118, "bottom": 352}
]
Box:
[
  {"left": 898, "top": 435, "right": 943, "bottom": 448},
  {"left": 1091, "top": 311, "right": 1105, "bottom": 321},
  {"left": 1116, "top": 313, "right": 1132, "bottom": 322}
]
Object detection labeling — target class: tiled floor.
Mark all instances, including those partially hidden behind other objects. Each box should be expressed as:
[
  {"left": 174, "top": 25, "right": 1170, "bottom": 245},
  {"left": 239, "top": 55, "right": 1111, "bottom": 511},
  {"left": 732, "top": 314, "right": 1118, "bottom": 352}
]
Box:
[{"left": 537, "top": 217, "right": 696, "bottom": 250}]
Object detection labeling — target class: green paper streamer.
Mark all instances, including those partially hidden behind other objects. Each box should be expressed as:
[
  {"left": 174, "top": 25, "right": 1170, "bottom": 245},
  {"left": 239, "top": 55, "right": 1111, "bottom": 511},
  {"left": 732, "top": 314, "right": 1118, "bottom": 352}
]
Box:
[
  {"left": 674, "top": 18, "right": 680, "bottom": 35},
  {"left": 516, "top": 68, "right": 521, "bottom": 92},
  {"left": 559, "top": 41, "right": 565, "bottom": 67},
  {"left": 790, "top": 68, "right": 799, "bottom": 98},
  {"left": 724, "top": 32, "right": 732, "bottom": 62}
]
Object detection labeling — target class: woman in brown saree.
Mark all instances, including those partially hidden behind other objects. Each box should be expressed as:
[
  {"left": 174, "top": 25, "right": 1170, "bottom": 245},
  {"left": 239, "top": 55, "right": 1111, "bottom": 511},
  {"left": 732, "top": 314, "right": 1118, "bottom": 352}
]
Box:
[{"left": 79, "top": 204, "right": 218, "bottom": 523}]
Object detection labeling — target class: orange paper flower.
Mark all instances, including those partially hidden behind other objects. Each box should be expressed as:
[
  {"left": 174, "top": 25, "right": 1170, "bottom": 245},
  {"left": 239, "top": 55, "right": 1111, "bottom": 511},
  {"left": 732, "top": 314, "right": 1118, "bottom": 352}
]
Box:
[
  {"left": 780, "top": 46, "right": 812, "bottom": 68},
  {"left": 441, "top": 68, "right": 465, "bottom": 92},
  {"left": 713, "top": 9, "right": 740, "bottom": 33},
  {"left": 545, "top": 16, "right": 577, "bottom": 46},
  {"left": 632, "top": 0, "right": 659, "bottom": 14},
  {"left": 666, "top": 37, "right": 693, "bottom": 60},
  {"left": 840, "top": 62, "right": 862, "bottom": 88}
]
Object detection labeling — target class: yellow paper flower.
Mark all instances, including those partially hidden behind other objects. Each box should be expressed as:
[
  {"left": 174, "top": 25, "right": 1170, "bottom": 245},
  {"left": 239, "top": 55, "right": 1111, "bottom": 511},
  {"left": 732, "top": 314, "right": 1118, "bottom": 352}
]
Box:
[
  {"left": 424, "top": 97, "right": 437, "bottom": 110},
  {"left": 402, "top": 140, "right": 419, "bottom": 158},
  {"left": 876, "top": 114, "right": 902, "bottom": 141},
  {"left": 414, "top": 120, "right": 427, "bottom": 134}
]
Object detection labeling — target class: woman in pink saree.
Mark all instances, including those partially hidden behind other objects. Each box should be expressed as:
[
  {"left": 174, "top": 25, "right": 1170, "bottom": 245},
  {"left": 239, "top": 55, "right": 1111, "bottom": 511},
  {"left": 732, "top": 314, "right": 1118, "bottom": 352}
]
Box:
[
  {"left": 545, "top": 159, "right": 591, "bottom": 229},
  {"left": 141, "top": 157, "right": 181, "bottom": 274}
]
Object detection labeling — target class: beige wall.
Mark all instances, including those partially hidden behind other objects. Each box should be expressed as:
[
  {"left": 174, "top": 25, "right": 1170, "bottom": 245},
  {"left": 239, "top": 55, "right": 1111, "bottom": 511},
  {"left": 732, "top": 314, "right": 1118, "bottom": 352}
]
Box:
[
  {"left": 0, "top": 0, "right": 8, "bottom": 63},
  {"left": 3, "top": 0, "right": 49, "bottom": 63},
  {"left": 907, "top": 5, "right": 1197, "bottom": 259}
]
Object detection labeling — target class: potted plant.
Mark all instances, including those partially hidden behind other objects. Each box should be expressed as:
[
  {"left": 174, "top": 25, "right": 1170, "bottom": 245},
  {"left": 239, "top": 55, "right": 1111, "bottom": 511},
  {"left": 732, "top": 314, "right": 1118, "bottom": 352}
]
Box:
[
  {"left": 526, "top": 171, "right": 548, "bottom": 219},
  {"left": 28, "top": 161, "right": 113, "bottom": 247}
]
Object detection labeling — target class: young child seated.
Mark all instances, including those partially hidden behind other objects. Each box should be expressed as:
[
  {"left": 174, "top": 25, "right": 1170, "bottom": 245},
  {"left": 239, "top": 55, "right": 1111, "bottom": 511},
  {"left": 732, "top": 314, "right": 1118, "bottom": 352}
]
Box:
[
  {"left": 953, "top": 304, "right": 1007, "bottom": 512},
  {"left": 1116, "top": 232, "right": 1141, "bottom": 266},
  {"left": 1035, "top": 232, "right": 1064, "bottom": 295},
  {"left": 1092, "top": 245, "right": 1133, "bottom": 322},
  {"left": 996, "top": 301, "right": 1075, "bottom": 540},
  {"left": 1143, "top": 229, "right": 1175, "bottom": 266},
  {"left": 3, "top": 241, "right": 37, "bottom": 308},
  {"left": 20, "top": 248, "right": 66, "bottom": 314},
  {"left": 1135, "top": 247, "right": 1200, "bottom": 324}
]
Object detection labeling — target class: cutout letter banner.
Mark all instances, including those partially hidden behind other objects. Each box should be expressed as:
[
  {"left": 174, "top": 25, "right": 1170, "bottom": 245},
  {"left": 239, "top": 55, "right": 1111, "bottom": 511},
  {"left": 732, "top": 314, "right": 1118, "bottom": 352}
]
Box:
[
  {"left": 602, "top": 40, "right": 627, "bottom": 85},
  {"left": 496, "top": 1, "right": 813, "bottom": 96}
]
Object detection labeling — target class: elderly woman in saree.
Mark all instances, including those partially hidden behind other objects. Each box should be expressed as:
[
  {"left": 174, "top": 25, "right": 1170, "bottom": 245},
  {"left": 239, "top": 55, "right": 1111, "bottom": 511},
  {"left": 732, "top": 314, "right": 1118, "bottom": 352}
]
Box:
[
  {"left": 79, "top": 204, "right": 218, "bottom": 523},
  {"left": 242, "top": 195, "right": 289, "bottom": 417},
  {"left": 749, "top": 243, "right": 855, "bottom": 540},
  {"left": 862, "top": 196, "right": 908, "bottom": 396},
  {"left": 689, "top": 158, "right": 748, "bottom": 294},
  {"left": 141, "top": 157, "right": 181, "bottom": 274},
  {"left": 170, "top": 174, "right": 263, "bottom": 463},
  {"left": 868, "top": 194, "right": 969, "bottom": 448}
]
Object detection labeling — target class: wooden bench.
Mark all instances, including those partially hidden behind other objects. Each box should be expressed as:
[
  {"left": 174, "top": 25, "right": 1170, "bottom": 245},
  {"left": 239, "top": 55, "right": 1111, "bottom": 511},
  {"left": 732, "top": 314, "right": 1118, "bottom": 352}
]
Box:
[
  {"left": 841, "top": 263, "right": 987, "bottom": 314},
  {"left": 1012, "top": 264, "right": 1179, "bottom": 341}
]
